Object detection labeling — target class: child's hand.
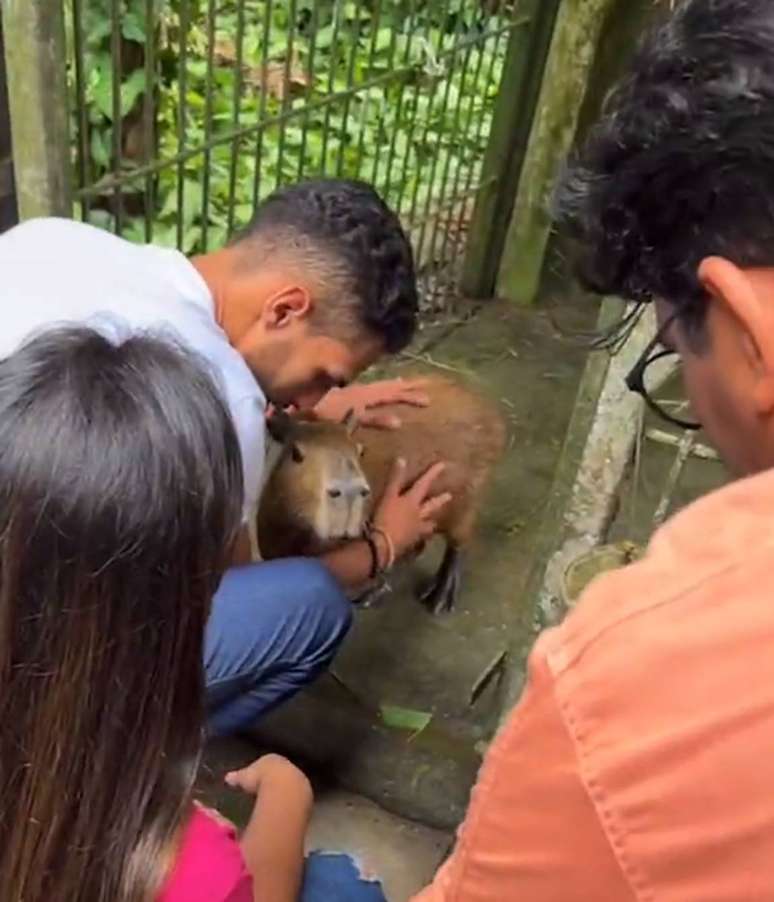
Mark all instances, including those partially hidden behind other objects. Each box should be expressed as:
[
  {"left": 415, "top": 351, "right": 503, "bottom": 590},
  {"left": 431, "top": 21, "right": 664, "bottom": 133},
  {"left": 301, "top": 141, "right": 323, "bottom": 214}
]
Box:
[{"left": 225, "top": 753, "right": 311, "bottom": 801}]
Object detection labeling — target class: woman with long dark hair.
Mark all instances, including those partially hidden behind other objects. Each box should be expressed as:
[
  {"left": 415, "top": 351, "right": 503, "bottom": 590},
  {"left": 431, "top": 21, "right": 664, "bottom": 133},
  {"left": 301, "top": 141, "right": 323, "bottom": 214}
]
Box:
[{"left": 0, "top": 326, "right": 315, "bottom": 902}]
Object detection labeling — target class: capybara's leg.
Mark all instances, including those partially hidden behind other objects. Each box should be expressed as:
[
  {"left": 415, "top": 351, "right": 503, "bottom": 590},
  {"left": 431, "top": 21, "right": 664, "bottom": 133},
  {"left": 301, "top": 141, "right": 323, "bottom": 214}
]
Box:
[{"left": 419, "top": 543, "right": 462, "bottom": 615}]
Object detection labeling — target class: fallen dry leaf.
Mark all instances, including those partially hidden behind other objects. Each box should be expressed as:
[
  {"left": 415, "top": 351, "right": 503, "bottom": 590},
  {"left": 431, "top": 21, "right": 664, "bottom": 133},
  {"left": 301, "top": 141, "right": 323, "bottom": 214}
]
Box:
[{"left": 244, "top": 55, "right": 311, "bottom": 101}]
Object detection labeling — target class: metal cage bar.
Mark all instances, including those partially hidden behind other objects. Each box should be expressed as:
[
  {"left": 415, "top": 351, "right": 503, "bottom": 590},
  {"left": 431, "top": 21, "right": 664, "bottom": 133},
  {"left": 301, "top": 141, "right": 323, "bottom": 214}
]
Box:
[{"left": 57, "top": 0, "right": 524, "bottom": 289}]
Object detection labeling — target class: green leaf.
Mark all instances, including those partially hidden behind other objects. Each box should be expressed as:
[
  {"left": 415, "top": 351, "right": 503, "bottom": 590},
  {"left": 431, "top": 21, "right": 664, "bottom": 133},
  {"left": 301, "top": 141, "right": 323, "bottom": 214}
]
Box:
[
  {"left": 159, "top": 179, "right": 204, "bottom": 227},
  {"left": 379, "top": 704, "right": 432, "bottom": 735},
  {"left": 90, "top": 128, "right": 110, "bottom": 169},
  {"left": 91, "top": 67, "right": 147, "bottom": 120},
  {"left": 87, "top": 208, "right": 114, "bottom": 231},
  {"left": 376, "top": 27, "right": 394, "bottom": 52},
  {"left": 181, "top": 224, "right": 203, "bottom": 254},
  {"left": 153, "top": 223, "right": 181, "bottom": 249},
  {"left": 121, "top": 69, "right": 148, "bottom": 116},
  {"left": 122, "top": 12, "right": 146, "bottom": 43},
  {"left": 315, "top": 24, "right": 335, "bottom": 49}
]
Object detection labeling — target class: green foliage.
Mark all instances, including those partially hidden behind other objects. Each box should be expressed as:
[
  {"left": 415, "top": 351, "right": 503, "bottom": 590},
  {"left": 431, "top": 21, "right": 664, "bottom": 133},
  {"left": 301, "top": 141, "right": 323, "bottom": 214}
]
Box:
[{"left": 67, "top": 0, "right": 508, "bottom": 255}]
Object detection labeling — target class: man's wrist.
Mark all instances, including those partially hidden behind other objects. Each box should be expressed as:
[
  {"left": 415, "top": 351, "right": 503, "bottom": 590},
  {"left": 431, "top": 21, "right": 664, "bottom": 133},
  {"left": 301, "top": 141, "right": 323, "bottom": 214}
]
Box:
[{"left": 368, "top": 522, "right": 396, "bottom": 572}]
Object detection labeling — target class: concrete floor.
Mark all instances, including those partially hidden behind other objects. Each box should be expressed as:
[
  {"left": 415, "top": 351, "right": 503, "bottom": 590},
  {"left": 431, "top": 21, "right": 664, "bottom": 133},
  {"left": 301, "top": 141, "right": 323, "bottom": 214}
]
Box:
[
  {"left": 194, "top": 294, "right": 596, "bottom": 886},
  {"left": 247, "top": 297, "right": 597, "bottom": 828},
  {"left": 306, "top": 791, "right": 450, "bottom": 901},
  {"left": 198, "top": 736, "right": 451, "bottom": 901}
]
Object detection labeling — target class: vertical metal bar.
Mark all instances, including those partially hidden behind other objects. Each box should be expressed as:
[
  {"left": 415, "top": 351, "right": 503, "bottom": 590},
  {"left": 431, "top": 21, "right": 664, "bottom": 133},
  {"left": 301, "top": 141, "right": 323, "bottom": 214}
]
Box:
[
  {"left": 176, "top": 0, "right": 191, "bottom": 249},
  {"left": 419, "top": 16, "right": 478, "bottom": 270},
  {"left": 320, "top": 0, "right": 345, "bottom": 174},
  {"left": 110, "top": 0, "right": 123, "bottom": 233},
  {"left": 353, "top": 0, "right": 382, "bottom": 177},
  {"left": 3, "top": 0, "right": 72, "bottom": 219},
  {"left": 252, "top": 0, "right": 274, "bottom": 209},
  {"left": 334, "top": 1, "right": 364, "bottom": 178},
  {"left": 375, "top": 0, "right": 416, "bottom": 195},
  {"left": 458, "top": 11, "right": 515, "bottom": 266},
  {"left": 652, "top": 433, "right": 695, "bottom": 529},
  {"left": 143, "top": 0, "right": 156, "bottom": 241},
  {"left": 71, "top": 0, "right": 91, "bottom": 221},
  {"left": 394, "top": 2, "right": 441, "bottom": 217},
  {"left": 436, "top": 31, "right": 489, "bottom": 271},
  {"left": 459, "top": 17, "right": 508, "bottom": 196},
  {"left": 201, "top": 0, "right": 218, "bottom": 249},
  {"left": 296, "top": 0, "right": 320, "bottom": 179},
  {"left": 275, "top": 0, "right": 298, "bottom": 190},
  {"left": 405, "top": 0, "right": 460, "bottom": 235},
  {"left": 227, "top": 0, "right": 247, "bottom": 235}
]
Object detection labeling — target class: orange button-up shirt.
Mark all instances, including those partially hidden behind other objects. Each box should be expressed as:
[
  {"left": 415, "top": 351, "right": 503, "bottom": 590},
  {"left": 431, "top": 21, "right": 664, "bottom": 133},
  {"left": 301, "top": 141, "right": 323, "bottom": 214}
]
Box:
[{"left": 414, "top": 469, "right": 774, "bottom": 901}]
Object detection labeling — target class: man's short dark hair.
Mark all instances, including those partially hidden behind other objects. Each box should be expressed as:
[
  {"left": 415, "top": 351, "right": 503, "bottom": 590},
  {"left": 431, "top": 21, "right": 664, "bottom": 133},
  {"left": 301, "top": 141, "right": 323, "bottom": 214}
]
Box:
[
  {"left": 556, "top": 0, "right": 774, "bottom": 332},
  {"left": 234, "top": 178, "right": 418, "bottom": 353}
]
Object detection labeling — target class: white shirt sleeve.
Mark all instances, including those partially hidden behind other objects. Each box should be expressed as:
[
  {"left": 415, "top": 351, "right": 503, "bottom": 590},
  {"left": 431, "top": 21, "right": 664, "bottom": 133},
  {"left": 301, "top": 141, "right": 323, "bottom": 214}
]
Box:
[{"left": 231, "top": 395, "right": 267, "bottom": 525}]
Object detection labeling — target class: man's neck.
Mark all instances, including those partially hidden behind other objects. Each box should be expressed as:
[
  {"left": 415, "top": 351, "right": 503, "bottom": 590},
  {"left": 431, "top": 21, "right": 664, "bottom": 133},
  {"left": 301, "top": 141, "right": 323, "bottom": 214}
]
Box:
[{"left": 191, "top": 251, "right": 228, "bottom": 329}]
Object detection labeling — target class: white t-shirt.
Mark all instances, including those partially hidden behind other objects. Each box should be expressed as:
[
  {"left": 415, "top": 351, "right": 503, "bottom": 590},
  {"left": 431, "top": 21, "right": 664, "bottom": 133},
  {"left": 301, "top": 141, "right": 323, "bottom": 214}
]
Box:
[{"left": 0, "top": 217, "right": 266, "bottom": 522}]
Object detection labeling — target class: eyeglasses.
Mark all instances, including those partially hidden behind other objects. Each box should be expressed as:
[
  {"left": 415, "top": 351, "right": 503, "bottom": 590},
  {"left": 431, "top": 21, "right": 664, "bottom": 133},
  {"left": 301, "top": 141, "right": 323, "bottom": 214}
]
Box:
[{"left": 625, "top": 311, "right": 701, "bottom": 431}]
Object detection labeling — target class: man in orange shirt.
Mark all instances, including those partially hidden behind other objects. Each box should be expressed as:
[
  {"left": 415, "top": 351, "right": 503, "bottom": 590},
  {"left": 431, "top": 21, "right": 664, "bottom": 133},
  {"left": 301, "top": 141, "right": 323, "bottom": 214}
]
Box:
[{"left": 414, "top": 1, "right": 774, "bottom": 899}]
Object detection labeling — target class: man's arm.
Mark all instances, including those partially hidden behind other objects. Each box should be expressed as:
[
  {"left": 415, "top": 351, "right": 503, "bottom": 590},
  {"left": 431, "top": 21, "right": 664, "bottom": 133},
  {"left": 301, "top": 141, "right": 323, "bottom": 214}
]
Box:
[
  {"left": 412, "top": 643, "right": 631, "bottom": 902},
  {"left": 318, "top": 539, "right": 382, "bottom": 589},
  {"left": 232, "top": 522, "right": 383, "bottom": 586}
]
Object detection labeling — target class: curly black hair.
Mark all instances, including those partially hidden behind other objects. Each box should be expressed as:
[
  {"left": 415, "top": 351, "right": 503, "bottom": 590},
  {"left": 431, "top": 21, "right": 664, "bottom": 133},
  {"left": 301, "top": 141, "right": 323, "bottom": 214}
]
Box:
[
  {"left": 556, "top": 0, "right": 774, "bottom": 334},
  {"left": 235, "top": 178, "right": 418, "bottom": 353}
]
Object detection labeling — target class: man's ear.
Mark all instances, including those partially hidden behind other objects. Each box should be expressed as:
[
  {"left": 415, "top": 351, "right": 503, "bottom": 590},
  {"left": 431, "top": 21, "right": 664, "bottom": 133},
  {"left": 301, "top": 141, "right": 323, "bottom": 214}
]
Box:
[
  {"left": 699, "top": 256, "right": 774, "bottom": 415},
  {"left": 262, "top": 285, "right": 313, "bottom": 330},
  {"left": 698, "top": 257, "right": 771, "bottom": 358}
]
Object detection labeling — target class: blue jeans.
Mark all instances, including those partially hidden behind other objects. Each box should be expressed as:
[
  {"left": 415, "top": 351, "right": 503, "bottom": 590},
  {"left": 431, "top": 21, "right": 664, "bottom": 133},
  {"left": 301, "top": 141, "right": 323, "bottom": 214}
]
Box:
[
  {"left": 204, "top": 559, "right": 352, "bottom": 736},
  {"left": 301, "top": 852, "right": 388, "bottom": 902}
]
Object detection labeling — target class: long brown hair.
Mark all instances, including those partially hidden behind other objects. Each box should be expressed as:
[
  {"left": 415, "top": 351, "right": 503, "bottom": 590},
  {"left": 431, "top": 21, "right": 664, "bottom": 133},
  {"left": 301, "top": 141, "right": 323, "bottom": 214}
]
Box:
[{"left": 0, "top": 327, "right": 243, "bottom": 901}]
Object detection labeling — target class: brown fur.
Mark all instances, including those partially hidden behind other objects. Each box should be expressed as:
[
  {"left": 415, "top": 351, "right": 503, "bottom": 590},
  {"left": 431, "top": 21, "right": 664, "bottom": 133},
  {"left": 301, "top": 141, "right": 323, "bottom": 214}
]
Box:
[
  {"left": 257, "top": 375, "right": 507, "bottom": 560},
  {"left": 258, "top": 418, "right": 366, "bottom": 558}
]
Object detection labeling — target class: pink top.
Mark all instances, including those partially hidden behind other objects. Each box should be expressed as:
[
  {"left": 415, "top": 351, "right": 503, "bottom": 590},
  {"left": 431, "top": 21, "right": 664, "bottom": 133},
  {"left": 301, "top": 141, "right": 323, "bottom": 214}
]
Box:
[{"left": 158, "top": 804, "right": 252, "bottom": 902}]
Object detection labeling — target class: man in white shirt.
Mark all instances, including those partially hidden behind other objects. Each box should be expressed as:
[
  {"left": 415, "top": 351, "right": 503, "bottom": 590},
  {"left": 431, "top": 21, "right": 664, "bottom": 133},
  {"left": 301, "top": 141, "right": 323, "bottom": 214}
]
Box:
[{"left": 0, "top": 178, "right": 444, "bottom": 735}]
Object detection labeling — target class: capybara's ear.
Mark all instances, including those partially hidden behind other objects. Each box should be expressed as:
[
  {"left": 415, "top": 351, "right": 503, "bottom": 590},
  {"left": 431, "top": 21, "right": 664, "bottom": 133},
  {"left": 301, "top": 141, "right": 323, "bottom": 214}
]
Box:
[
  {"left": 266, "top": 407, "right": 295, "bottom": 444},
  {"left": 342, "top": 408, "right": 359, "bottom": 435},
  {"left": 291, "top": 442, "right": 306, "bottom": 464}
]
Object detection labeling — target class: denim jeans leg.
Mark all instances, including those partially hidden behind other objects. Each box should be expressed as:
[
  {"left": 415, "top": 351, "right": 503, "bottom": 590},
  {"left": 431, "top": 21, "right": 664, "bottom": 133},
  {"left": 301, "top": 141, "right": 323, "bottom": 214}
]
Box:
[
  {"left": 204, "top": 558, "right": 352, "bottom": 737},
  {"left": 300, "top": 852, "right": 388, "bottom": 902}
]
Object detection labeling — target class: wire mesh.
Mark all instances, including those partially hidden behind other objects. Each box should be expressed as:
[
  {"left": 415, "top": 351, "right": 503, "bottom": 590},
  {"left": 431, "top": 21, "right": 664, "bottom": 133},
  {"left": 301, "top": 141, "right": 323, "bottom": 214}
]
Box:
[{"left": 64, "top": 0, "right": 518, "bottom": 301}]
